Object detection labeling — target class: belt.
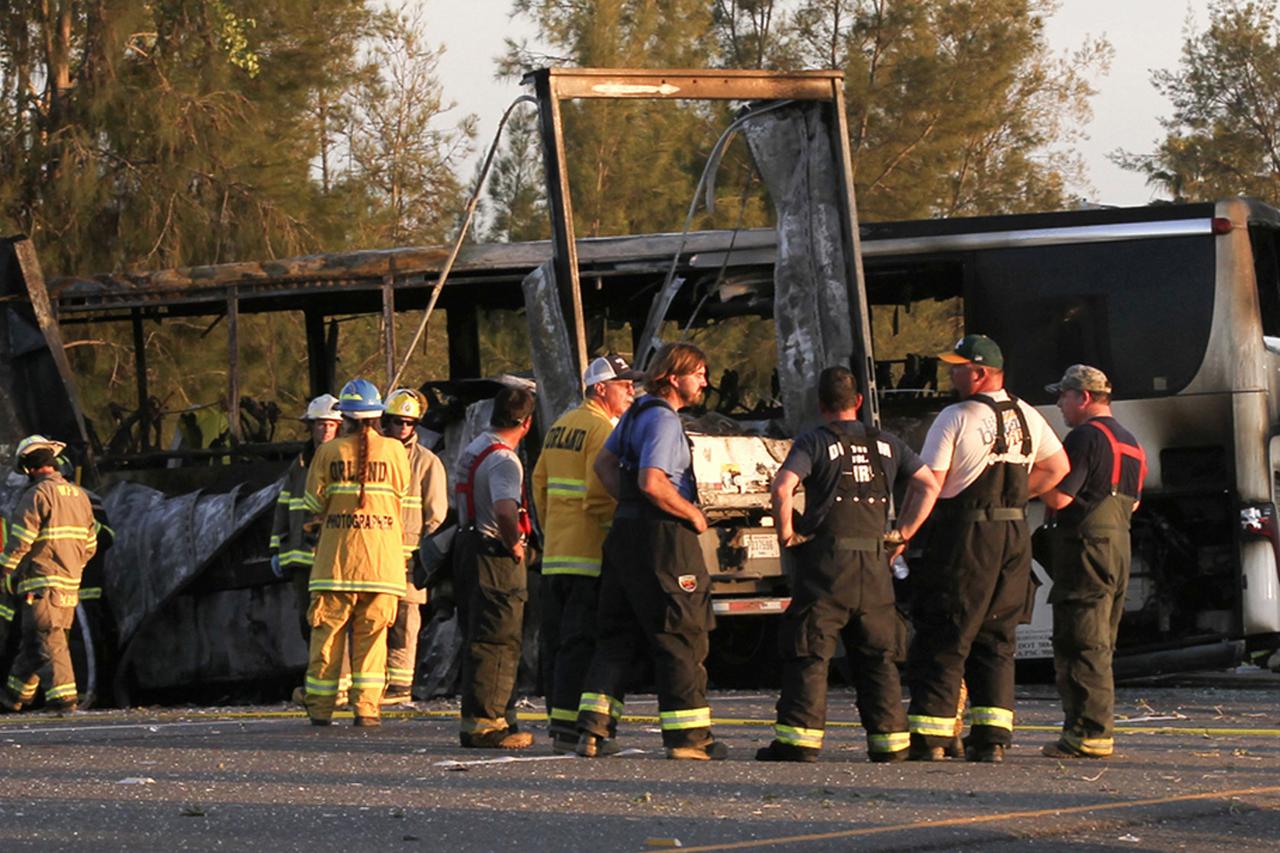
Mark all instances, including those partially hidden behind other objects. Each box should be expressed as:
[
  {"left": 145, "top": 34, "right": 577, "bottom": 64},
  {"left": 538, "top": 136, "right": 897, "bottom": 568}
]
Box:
[
  {"left": 832, "top": 536, "right": 883, "bottom": 553},
  {"left": 941, "top": 506, "right": 1026, "bottom": 522}
]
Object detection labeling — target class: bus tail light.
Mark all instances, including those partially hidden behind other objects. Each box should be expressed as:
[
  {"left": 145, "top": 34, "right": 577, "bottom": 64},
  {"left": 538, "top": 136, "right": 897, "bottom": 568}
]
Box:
[
  {"left": 1239, "top": 502, "right": 1280, "bottom": 573},
  {"left": 1212, "top": 217, "right": 1234, "bottom": 235}
]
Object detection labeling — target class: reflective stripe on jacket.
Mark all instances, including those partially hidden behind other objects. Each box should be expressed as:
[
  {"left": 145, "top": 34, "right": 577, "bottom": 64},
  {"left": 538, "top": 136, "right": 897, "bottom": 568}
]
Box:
[
  {"left": 304, "top": 430, "right": 409, "bottom": 597},
  {"left": 270, "top": 451, "right": 317, "bottom": 569},
  {"left": 0, "top": 472, "right": 96, "bottom": 602},
  {"left": 531, "top": 398, "right": 617, "bottom": 577},
  {"left": 401, "top": 437, "right": 449, "bottom": 558}
]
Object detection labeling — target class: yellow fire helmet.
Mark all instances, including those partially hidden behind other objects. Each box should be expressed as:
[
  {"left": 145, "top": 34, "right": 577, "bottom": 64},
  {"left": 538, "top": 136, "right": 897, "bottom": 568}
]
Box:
[
  {"left": 14, "top": 434, "right": 66, "bottom": 468},
  {"left": 383, "top": 388, "right": 427, "bottom": 422}
]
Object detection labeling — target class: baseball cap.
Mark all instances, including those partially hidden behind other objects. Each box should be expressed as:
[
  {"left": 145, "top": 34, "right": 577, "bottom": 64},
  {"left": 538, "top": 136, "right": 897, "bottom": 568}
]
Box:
[
  {"left": 1046, "top": 364, "right": 1112, "bottom": 395},
  {"left": 938, "top": 334, "right": 1004, "bottom": 370},
  {"left": 583, "top": 353, "right": 644, "bottom": 385}
]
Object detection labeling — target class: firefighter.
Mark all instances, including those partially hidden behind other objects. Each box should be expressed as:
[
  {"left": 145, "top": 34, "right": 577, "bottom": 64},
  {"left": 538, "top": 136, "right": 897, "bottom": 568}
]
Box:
[
  {"left": 271, "top": 394, "right": 350, "bottom": 706},
  {"left": 380, "top": 388, "right": 448, "bottom": 704},
  {"left": 301, "top": 378, "right": 410, "bottom": 727},
  {"left": 757, "top": 366, "right": 940, "bottom": 763},
  {"left": 0, "top": 436, "right": 97, "bottom": 713},
  {"left": 576, "top": 342, "right": 727, "bottom": 761},
  {"left": 1039, "top": 365, "right": 1146, "bottom": 759},
  {"left": 454, "top": 384, "right": 537, "bottom": 749},
  {"left": 907, "top": 335, "right": 1068, "bottom": 762},
  {"left": 532, "top": 353, "right": 642, "bottom": 753}
]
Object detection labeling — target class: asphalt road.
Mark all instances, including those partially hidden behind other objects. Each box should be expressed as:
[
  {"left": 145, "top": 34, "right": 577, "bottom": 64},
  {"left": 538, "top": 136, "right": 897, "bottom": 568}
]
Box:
[{"left": 0, "top": 678, "right": 1277, "bottom": 852}]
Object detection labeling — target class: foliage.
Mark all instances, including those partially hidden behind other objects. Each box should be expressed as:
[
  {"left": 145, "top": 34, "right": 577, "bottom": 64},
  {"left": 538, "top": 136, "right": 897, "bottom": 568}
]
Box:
[
  {"left": 781, "top": 0, "right": 1109, "bottom": 220},
  {"left": 0, "top": 1, "right": 473, "bottom": 447},
  {"left": 1114, "top": 0, "right": 1280, "bottom": 201},
  {"left": 489, "top": 0, "right": 1107, "bottom": 404}
]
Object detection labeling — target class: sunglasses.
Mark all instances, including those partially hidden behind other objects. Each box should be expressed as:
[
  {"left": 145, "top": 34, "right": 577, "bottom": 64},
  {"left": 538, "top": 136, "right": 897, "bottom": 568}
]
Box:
[{"left": 385, "top": 416, "right": 417, "bottom": 428}]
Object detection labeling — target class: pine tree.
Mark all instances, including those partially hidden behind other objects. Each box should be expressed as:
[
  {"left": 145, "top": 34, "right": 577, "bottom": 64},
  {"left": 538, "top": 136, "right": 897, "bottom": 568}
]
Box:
[
  {"left": 783, "top": 0, "right": 1110, "bottom": 220},
  {"left": 1114, "top": 0, "right": 1280, "bottom": 201}
]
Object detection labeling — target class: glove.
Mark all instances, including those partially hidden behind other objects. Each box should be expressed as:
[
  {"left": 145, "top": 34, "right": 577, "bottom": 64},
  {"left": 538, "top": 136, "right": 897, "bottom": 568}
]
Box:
[{"left": 269, "top": 553, "right": 283, "bottom": 578}]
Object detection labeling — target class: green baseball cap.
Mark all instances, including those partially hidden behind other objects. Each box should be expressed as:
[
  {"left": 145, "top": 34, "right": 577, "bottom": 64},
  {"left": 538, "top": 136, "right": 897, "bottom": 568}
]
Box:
[
  {"left": 1046, "top": 364, "right": 1112, "bottom": 395},
  {"left": 938, "top": 334, "right": 1004, "bottom": 370}
]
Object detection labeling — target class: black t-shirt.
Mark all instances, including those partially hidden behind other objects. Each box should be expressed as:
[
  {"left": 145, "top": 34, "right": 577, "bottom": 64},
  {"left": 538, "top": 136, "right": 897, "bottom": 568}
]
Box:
[
  {"left": 1056, "top": 415, "right": 1143, "bottom": 525},
  {"left": 782, "top": 420, "right": 924, "bottom": 534}
]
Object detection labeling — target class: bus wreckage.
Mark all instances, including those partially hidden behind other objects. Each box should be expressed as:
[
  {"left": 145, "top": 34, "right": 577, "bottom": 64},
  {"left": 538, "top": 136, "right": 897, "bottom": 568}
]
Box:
[{"left": 2, "top": 68, "right": 1279, "bottom": 708}]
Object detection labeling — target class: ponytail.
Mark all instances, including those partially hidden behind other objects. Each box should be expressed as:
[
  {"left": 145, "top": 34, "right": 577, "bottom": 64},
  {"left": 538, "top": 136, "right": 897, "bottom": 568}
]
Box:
[{"left": 355, "top": 421, "right": 373, "bottom": 508}]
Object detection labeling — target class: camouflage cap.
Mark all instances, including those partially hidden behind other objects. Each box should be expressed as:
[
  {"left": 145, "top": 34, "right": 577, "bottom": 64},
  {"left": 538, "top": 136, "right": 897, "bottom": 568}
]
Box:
[{"left": 1045, "top": 364, "right": 1112, "bottom": 395}]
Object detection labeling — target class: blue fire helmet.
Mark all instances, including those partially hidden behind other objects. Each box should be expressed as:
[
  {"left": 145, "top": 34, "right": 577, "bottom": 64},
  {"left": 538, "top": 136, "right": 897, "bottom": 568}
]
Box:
[{"left": 337, "top": 378, "right": 384, "bottom": 419}]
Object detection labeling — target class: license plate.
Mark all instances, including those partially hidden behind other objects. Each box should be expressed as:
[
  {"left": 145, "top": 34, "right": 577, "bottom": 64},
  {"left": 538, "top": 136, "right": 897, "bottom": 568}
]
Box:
[{"left": 745, "top": 534, "right": 779, "bottom": 560}]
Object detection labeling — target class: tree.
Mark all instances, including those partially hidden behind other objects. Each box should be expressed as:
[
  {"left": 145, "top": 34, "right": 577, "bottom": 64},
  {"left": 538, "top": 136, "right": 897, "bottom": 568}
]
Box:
[
  {"left": 500, "top": 0, "right": 742, "bottom": 238},
  {"left": 481, "top": 107, "right": 550, "bottom": 243},
  {"left": 1115, "top": 0, "right": 1280, "bottom": 201},
  {"left": 341, "top": 4, "right": 477, "bottom": 247},
  {"left": 782, "top": 0, "right": 1110, "bottom": 220}
]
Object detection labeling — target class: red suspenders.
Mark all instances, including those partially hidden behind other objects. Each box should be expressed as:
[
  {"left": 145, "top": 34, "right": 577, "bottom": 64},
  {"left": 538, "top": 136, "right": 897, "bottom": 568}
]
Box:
[{"left": 1084, "top": 420, "right": 1147, "bottom": 499}]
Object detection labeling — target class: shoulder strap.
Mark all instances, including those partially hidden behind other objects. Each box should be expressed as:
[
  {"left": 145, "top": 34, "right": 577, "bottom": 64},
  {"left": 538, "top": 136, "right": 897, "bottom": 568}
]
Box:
[
  {"left": 1084, "top": 420, "right": 1147, "bottom": 498},
  {"left": 456, "top": 441, "right": 516, "bottom": 520},
  {"left": 618, "top": 397, "right": 674, "bottom": 470},
  {"left": 972, "top": 393, "right": 1032, "bottom": 457}
]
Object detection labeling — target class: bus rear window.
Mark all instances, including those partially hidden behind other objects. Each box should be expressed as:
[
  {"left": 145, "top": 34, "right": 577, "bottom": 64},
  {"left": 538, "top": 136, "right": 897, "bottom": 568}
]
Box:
[{"left": 967, "top": 236, "right": 1216, "bottom": 403}]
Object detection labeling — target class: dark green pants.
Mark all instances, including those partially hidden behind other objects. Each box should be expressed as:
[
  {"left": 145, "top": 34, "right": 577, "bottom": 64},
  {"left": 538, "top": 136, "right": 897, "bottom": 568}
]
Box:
[
  {"left": 455, "top": 529, "right": 526, "bottom": 737},
  {"left": 1049, "top": 503, "right": 1132, "bottom": 752}
]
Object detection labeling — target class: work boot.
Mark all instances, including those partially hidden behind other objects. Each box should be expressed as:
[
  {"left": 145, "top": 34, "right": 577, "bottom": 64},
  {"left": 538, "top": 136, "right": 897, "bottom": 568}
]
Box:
[
  {"left": 1042, "top": 739, "right": 1105, "bottom": 759},
  {"left": 47, "top": 700, "right": 77, "bottom": 715},
  {"left": 0, "top": 693, "right": 21, "bottom": 714},
  {"left": 755, "top": 741, "right": 818, "bottom": 763},
  {"left": 309, "top": 716, "right": 332, "bottom": 727},
  {"left": 561, "top": 732, "right": 621, "bottom": 756},
  {"left": 353, "top": 715, "right": 381, "bottom": 728},
  {"left": 944, "top": 734, "right": 965, "bottom": 759},
  {"left": 461, "top": 729, "right": 534, "bottom": 749},
  {"left": 965, "top": 743, "right": 1004, "bottom": 763},
  {"left": 868, "top": 748, "right": 908, "bottom": 764},
  {"left": 555, "top": 731, "right": 623, "bottom": 755},
  {"left": 666, "top": 740, "right": 729, "bottom": 761},
  {"left": 907, "top": 742, "right": 945, "bottom": 762},
  {"left": 380, "top": 687, "right": 413, "bottom": 706}
]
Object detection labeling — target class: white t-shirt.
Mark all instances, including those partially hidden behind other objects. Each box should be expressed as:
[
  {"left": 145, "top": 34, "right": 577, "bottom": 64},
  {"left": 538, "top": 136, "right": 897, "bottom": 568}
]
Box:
[{"left": 920, "top": 389, "right": 1063, "bottom": 499}]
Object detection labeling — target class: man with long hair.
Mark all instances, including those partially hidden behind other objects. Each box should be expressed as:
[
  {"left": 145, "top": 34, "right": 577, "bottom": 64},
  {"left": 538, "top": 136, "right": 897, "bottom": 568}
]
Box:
[{"left": 576, "top": 342, "right": 727, "bottom": 760}]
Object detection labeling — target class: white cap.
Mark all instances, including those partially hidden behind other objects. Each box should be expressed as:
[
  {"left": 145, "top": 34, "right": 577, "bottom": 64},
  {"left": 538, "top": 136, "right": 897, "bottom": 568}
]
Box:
[
  {"left": 582, "top": 353, "right": 644, "bottom": 386},
  {"left": 303, "top": 394, "right": 342, "bottom": 422}
]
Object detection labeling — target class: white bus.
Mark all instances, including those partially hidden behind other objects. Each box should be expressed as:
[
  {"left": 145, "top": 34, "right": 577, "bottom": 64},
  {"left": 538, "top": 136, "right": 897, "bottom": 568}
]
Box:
[{"left": 863, "top": 197, "right": 1280, "bottom": 673}]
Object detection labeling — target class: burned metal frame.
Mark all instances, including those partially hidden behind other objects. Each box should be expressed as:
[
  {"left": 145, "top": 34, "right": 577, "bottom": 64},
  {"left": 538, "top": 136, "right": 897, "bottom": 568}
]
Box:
[{"left": 521, "top": 67, "right": 879, "bottom": 420}]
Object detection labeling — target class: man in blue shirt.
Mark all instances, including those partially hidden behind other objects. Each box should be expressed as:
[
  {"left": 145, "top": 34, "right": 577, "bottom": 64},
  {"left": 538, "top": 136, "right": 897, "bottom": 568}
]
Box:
[{"left": 575, "top": 342, "right": 727, "bottom": 760}]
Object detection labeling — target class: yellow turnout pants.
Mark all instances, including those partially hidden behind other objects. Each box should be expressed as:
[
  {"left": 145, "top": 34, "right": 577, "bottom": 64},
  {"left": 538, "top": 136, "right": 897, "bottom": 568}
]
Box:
[{"left": 305, "top": 591, "right": 398, "bottom": 720}]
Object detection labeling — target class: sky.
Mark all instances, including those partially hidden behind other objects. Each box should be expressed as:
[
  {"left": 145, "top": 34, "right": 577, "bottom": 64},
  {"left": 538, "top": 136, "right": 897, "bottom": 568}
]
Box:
[{"left": 421, "top": 0, "right": 1210, "bottom": 208}]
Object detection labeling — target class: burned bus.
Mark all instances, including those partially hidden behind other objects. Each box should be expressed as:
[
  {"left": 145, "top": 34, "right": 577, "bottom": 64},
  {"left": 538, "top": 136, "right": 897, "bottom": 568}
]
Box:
[{"left": 861, "top": 197, "right": 1280, "bottom": 674}]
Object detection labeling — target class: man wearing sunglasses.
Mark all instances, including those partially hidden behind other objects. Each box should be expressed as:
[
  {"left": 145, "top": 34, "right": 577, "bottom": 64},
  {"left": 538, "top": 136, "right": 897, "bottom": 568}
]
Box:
[{"left": 380, "top": 388, "right": 449, "bottom": 704}]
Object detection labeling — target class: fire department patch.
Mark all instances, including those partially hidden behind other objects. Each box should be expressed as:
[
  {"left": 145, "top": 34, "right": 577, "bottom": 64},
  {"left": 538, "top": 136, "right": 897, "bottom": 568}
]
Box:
[{"left": 678, "top": 574, "right": 698, "bottom": 593}]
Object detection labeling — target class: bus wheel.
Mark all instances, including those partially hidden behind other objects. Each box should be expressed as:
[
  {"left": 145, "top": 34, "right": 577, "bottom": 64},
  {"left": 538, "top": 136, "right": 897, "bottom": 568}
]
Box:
[{"left": 708, "top": 616, "right": 779, "bottom": 689}]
